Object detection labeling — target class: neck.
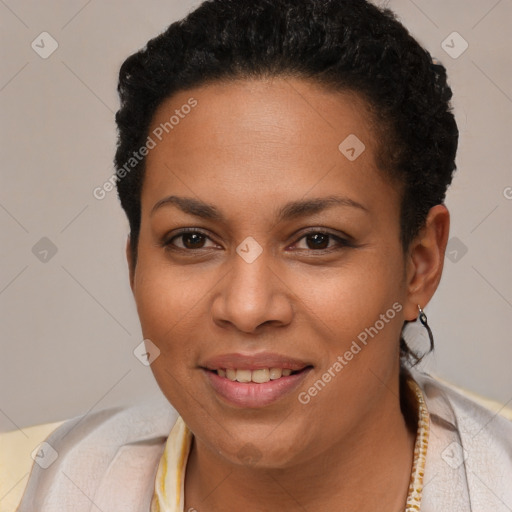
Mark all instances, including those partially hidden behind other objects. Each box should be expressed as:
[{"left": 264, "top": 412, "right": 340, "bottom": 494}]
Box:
[{"left": 185, "top": 373, "right": 417, "bottom": 512}]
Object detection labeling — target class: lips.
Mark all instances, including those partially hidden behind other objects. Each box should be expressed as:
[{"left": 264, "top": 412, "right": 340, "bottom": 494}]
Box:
[
  {"left": 201, "top": 352, "right": 313, "bottom": 408},
  {"left": 202, "top": 352, "right": 311, "bottom": 372}
]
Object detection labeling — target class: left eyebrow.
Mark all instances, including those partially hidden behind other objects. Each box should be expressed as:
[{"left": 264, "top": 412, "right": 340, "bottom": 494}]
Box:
[
  {"left": 275, "top": 195, "right": 369, "bottom": 222},
  {"left": 150, "top": 194, "right": 369, "bottom": 222}
]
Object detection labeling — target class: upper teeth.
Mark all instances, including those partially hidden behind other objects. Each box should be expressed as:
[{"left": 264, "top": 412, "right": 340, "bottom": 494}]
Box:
[{"left": 217, "top": 368, "right": 293, "bottom": 383}]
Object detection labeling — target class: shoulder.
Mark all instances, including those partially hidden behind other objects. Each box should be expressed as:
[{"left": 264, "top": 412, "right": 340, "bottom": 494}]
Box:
[
  {"left": 410, "top": 369, "right": 512, "bottom": 510},
  {"left": 0, "top": 421, "right": 65, "bottom": 512},
  {"left": 16, "top": 395, "right": 179, "bottom": 512},
  {"left": 413, "top": 369, "right": 512, "bottom": 443}
]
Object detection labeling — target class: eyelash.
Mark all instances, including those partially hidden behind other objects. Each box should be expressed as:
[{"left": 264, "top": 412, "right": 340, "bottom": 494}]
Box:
[{"left": 161, "top": 228, "right": 354, "bottom": 254}]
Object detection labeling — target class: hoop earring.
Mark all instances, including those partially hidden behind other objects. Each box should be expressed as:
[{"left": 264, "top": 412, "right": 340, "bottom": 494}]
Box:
[{"left": 417, "top": 305, "right": 434, "bottom": 353}]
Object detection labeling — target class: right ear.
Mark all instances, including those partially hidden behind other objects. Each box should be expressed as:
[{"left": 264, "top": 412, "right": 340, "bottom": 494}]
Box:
[{"left": 126, "top": 236, "right": 135, "bottom": 293}]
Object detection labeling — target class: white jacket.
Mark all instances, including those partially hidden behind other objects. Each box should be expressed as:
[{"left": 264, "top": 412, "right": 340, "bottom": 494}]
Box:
[{"left": 17, "top": 370, "right": 512, "bottom": 511}]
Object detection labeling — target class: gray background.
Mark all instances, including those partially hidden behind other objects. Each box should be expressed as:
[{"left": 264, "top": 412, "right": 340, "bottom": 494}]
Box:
[{"left": 1, "top": 0, "right": 511, "bottom": 431}]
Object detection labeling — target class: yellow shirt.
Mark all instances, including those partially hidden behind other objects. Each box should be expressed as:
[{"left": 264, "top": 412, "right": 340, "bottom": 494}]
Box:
[{"left": 150, "top": 375, "right": 430, "bottom": 511}]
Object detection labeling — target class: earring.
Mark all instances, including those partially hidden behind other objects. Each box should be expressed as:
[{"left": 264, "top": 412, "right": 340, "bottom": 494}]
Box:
[{"left": 417, "top": 305, "right": 434, "bottom": 353}]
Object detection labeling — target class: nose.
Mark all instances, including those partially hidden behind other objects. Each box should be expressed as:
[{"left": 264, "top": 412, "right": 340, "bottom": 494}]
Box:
[{"left": 211, "top": 248, "right": 294, "bottom": 334}]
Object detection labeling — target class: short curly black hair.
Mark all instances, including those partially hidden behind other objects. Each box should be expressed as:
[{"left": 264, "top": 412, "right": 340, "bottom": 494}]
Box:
[{"left": 114, "top": 0, "right": 458, "bottom": 366}]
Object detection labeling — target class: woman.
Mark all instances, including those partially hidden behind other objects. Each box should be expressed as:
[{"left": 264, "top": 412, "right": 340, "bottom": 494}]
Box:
[{"left": 17, "top": 0, "right": 512, "bottom": 510}]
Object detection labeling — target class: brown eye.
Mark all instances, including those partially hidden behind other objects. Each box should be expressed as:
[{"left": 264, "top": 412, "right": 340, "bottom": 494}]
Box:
[
  {"left": 163, "top": 230, "right": 218, "bottom": 250},
  {"left": 180, "top": 232, "right": 206, "bottom": 249},
  {"left": 304, "top": 233, "right": 330, "bottom": 249},
  {"left": 294, "top": 231, "right": 350, "bottom": 251}
]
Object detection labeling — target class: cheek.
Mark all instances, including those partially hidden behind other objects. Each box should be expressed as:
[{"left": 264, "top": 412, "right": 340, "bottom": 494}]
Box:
[
  {"left": 294, "top": 251, "right": 403, "bottom": 337},
  {"left": 133, "top": 261, "right": 203, "bottom": 405},
  {"left": 303, "top": 256, "right": 405, "bottom": 398},
  {"left": 132, "top": 269, "right": 207, "bottom": 389},
  {"left": 133, "top": 255, "right": 205, "bottom": 335}
]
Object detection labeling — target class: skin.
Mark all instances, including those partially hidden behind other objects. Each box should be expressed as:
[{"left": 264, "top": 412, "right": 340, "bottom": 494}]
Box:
[{"left": 126, "top": 77, "right": 450, "bottom": 511}]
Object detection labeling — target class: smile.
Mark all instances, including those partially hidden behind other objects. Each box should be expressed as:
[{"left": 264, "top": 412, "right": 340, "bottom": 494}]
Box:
[
  {"left": 213, "top": 367, "right": 300, "bottom": 383},
  {"left": 203, "top": 366, "right": 313, "bottom": 408}
]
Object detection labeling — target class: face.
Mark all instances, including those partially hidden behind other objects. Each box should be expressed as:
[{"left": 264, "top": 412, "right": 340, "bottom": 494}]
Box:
[{"left": 129, "top": 77, "right": 414, "bottom": 468}]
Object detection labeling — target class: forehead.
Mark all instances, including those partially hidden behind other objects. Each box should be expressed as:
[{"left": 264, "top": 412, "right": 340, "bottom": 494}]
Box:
[
  {"left": 147, "top": 77, "right": 376, "bottom": 156},
  {"left": 141, "top": 77, "right": 399, "bottom": 222}
]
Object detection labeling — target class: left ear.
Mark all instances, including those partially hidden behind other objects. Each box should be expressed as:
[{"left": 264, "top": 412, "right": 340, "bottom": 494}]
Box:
[{"left": 402, "top": 204, "right": 450, "bottom": 321}]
